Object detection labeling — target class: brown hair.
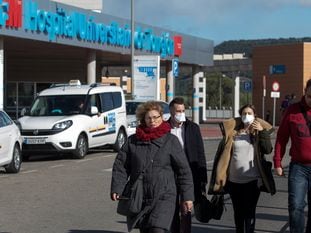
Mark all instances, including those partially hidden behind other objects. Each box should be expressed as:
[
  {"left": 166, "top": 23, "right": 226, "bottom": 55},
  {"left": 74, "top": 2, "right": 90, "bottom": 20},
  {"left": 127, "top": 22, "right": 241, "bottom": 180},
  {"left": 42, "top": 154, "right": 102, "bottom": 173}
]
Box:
[
  {"left": 238, "top": 104, "right": 257, "bottom": 116},
  {"left": 136, "top": 101, "right": 163, "bottom": 126}
]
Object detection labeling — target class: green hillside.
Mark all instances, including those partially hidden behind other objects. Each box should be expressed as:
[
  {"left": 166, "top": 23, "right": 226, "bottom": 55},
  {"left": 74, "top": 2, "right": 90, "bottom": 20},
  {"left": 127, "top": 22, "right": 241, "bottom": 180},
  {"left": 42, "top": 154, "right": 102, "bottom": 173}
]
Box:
[{"left": 214, "top": 37, "right": 311, "bottom": 57}]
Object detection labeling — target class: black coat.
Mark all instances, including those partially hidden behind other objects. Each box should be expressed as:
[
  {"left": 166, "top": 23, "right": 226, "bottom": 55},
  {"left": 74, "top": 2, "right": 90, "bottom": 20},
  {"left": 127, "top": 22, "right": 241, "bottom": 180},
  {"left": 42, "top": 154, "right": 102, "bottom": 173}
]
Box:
[
  {"left": 111, "top": 133, "right": 194, "bottom": 231},
  {"left": 170, "top": 118, "right": 208, "bottom": 200}
]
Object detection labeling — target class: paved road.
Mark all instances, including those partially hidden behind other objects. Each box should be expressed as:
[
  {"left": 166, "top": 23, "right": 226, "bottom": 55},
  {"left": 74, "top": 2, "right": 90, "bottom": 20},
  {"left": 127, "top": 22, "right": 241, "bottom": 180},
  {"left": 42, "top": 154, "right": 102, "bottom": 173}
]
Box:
[{"left": 0, "top": 139, "right": 299, "bottom": 233}]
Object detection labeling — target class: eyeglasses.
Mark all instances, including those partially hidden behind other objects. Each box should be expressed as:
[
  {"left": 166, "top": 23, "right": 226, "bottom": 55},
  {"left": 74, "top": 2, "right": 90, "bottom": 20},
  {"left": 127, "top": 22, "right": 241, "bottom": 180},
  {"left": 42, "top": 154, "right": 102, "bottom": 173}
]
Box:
[{"left": 145, "top": 115, "right": 161, "bottom": 121}]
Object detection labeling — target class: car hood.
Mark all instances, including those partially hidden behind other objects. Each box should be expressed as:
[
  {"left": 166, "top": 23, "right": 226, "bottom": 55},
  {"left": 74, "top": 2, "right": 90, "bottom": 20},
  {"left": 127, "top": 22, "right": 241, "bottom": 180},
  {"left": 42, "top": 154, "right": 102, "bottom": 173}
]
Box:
[{"left": 18, "top": 116, "right": 72, "bottom": 130}]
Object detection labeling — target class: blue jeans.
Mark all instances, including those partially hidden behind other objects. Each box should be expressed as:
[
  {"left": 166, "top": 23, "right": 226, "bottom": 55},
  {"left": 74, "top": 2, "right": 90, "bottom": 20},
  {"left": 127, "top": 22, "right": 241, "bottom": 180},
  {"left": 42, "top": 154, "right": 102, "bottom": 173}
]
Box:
[{"left": 288, "top": 162, "right": 311, "bottom": 233}]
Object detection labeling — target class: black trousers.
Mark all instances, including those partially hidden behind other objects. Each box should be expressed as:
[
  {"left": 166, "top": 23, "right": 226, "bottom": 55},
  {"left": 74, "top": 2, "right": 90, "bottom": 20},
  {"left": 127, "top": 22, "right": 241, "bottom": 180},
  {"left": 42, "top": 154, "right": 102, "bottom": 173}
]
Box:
[{"left": 227, "top": 180, "right": 260, "bottom": 233}]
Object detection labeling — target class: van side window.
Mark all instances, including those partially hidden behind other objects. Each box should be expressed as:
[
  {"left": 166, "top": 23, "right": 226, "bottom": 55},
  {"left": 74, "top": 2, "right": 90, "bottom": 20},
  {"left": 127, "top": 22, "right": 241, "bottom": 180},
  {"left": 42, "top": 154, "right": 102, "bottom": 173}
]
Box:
[
  {"left": 88, "top": 94, "right": 101, "bottom": 113},
  {"left": 101, "top": 92, "right": 114, "bottom": 112},
  {"left": 112, "top": 92, "right": 122, "bottom": 108}
]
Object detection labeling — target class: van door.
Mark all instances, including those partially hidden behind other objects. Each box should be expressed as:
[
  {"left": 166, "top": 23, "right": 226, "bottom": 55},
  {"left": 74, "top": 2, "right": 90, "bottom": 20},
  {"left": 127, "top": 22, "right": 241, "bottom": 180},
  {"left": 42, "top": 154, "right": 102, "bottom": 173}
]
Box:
[
  {"left": 99, "top": 92, "right": 117, "bottom": 144},
  {"left": 86, "top": 94, "right": 116, "bottom": 147}
]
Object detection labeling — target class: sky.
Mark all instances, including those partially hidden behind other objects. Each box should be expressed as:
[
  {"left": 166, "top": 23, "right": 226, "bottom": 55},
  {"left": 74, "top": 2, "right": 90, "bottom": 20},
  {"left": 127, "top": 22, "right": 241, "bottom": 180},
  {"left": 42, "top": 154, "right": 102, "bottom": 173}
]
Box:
[{"left": 102, "top": 0, "right": 311, "bottom": 45}]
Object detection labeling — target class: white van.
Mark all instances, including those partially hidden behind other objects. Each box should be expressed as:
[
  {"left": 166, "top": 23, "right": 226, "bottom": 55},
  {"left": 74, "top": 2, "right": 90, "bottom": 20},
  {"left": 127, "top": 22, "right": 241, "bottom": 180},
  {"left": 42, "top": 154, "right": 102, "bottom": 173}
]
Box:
[{"left": 18, "top": 81, "right": 127, "bottom": 159}]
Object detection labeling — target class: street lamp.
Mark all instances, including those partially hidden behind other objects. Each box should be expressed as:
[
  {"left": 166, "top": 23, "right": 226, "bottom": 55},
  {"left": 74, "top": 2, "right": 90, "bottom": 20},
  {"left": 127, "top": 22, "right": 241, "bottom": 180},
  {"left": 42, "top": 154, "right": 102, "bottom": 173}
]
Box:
[
  {"left": 219, "top": 74, "right": 224, "bottom": 109},
  {"left": 131, "top": 0, "right": 135, "bottom": 99}
]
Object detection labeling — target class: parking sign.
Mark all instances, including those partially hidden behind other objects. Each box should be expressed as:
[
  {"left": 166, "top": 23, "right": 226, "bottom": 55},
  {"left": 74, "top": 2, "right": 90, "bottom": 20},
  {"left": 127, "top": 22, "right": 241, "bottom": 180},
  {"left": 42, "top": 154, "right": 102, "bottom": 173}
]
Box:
[
  {"left": 172, "top": 58, "right": 179, "bottom": 77},
  {"left": 244, "top": 81, "right": 252, "bottom": 92}
]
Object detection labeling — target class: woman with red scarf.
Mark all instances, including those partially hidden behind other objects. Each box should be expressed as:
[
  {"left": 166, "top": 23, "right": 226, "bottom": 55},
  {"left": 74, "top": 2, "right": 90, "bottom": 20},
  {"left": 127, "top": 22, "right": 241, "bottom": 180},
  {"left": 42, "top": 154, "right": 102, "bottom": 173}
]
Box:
[{"left": 111, "top": 101, "right": 194, "bottom": 233}]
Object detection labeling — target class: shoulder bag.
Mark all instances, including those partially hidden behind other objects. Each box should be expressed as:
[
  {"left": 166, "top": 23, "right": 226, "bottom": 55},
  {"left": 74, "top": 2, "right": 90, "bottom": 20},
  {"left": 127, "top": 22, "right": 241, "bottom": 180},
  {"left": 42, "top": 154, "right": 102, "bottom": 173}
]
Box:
[{"left": 117, "top": 139, "right": 167, "bottom": 216}]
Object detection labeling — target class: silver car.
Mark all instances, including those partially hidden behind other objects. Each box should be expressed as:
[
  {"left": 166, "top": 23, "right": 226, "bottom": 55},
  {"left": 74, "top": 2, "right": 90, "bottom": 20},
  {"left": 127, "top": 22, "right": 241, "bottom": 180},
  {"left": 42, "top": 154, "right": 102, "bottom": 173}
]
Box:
[{"left": 126, "top": 100, "right": 170, "bottom": 136}]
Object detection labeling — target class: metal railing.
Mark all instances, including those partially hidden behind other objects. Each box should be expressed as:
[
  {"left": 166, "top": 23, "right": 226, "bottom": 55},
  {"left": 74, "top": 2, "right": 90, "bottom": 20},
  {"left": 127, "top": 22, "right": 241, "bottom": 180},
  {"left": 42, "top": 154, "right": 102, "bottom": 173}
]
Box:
[{"left": 185, "top": 107, "right": 233, "bottom": 119}]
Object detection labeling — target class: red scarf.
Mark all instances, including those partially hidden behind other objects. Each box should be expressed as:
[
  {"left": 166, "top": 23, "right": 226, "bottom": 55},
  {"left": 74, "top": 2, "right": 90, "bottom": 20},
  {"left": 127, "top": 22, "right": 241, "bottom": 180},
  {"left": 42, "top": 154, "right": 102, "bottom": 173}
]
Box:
[{"left": 136, "top": 121, "right": 171, "bottom": 141}]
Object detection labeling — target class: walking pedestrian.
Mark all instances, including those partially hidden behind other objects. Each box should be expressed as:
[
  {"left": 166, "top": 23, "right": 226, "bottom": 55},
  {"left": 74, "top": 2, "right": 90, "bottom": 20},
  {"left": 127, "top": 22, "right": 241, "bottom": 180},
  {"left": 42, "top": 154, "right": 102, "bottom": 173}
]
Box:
[
  {"left": 209, "top": 104, "right": 275, "bottom": 233},
  {"left": 168, "top": 97, "right": 208, "bottom": 233},
  {"left": 274, "top": 79, "right": 311, "bottom": 233},
  {"left": 111, "top": 101, "right": 194, "bottom": 233}
]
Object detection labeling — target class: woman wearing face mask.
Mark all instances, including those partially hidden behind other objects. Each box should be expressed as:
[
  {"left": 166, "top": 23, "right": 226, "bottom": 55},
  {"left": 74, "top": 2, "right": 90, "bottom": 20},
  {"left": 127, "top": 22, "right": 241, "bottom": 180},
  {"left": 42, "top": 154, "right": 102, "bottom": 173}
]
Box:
[
  {"left": 209, "top": 104, "right": 276, "bottom": 233},
  {"left": 111, "top": 101, "right": 194, "bottom": 233}
]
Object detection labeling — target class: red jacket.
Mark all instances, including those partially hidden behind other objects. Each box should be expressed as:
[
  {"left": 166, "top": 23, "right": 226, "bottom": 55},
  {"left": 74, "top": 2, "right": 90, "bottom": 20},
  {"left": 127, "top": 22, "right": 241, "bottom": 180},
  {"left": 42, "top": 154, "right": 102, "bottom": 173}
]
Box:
[{"left": 274, "top": 97, "right": 311, "bottom": 168}]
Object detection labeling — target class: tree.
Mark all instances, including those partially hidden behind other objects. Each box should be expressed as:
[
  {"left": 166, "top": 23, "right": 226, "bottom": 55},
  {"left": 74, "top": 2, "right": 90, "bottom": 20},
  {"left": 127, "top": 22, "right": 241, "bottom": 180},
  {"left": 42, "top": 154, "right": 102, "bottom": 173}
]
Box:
[
  {"left": 205, "top": 73, "right": 234, "bottom": 109},
  {"left": 205, "top": 72, "right": 252, "bottom": 109}
]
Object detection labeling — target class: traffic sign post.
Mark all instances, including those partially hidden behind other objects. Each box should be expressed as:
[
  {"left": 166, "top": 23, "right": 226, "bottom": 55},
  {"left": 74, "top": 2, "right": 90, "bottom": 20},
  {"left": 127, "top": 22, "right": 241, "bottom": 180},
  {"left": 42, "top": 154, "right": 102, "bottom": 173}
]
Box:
[
  {"left": 172, "top": 58, "right": 179, "bottom": 77},
  {"left": 272, "top": 81, "right": 280, "bottom": 92},
  {"left": 271, "top": 81, "right": 280, "bottom": 127},
  {"left": 243, "top": 81, "right": 252, "bottom": 92}
]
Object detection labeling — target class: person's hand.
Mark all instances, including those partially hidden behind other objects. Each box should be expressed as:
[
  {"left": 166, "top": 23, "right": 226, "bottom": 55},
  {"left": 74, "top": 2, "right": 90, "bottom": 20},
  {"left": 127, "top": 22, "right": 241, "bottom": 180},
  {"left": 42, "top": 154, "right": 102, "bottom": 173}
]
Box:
[
  {"left": 111, "top": 193, "right": 119, "bottom": 201},
  {"left": 275, "top": 167, "right": 284, "bottom": 176},
  {"left": 182, "top": 200, "right": 193, "bottom": 214},
  {"left": 250, "top": 120, "right": 263, "bottom": 131}
]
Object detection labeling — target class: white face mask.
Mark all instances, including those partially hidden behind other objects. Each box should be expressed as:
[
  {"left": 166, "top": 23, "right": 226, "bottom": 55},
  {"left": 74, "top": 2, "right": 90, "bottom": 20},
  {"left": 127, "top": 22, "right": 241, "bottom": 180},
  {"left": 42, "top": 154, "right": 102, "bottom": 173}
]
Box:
[
  {"left": 174, "top": 112, "right": 186, "bottom": 122},
  {"left": 242, "top": 114, "right": 254, "bottom": 125}
]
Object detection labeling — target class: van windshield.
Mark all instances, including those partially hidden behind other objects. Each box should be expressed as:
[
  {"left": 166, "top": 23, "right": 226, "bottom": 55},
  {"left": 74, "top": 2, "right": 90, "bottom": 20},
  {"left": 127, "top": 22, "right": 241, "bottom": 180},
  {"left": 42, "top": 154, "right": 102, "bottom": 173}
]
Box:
[{"left": 29, "top": 95, "right": 87, "bottom": 116}]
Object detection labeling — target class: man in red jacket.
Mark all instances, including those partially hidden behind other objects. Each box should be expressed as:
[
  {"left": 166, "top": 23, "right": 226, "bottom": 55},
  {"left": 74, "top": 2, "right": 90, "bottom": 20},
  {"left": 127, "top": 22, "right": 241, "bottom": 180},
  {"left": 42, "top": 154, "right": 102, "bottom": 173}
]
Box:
[{"left": 274, "top": 79, "right": 311, "bottom": 233}]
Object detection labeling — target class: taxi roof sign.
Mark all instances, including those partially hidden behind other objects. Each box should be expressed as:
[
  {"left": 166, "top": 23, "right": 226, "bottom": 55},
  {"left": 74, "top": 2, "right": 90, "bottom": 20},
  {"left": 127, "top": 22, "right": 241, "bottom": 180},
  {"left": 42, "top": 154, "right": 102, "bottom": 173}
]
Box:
[{"left": 69, "top": 80, "right": 81, "bottom": 86}]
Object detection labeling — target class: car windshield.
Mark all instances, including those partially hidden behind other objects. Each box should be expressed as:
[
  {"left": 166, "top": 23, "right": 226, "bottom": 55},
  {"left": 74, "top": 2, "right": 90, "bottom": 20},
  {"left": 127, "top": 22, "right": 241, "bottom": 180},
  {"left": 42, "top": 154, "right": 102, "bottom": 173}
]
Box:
[
  {"left": 126, "top": 102, "right": 142, "bottom": 115},
  {"left": 29, "top": 95, "right": 87, "bottom": 116}
]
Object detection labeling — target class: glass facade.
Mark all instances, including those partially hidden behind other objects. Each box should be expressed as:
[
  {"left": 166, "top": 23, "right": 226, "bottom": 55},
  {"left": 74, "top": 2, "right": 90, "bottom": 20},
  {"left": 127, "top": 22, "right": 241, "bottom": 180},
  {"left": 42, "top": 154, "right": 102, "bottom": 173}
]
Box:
[{"left": 5, "top": 82, "right": 52, "bottom": 119}]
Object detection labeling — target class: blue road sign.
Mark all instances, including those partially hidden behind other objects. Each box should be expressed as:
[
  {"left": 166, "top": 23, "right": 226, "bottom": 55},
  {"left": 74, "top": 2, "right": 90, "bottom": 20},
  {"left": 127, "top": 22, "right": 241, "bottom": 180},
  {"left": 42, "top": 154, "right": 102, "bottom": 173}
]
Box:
[
  {"left": 244, "top": 81, "right": 252, "bottom": 92},
  {"left": 172, "top": 58, "right": 179, "bottom": 77}
]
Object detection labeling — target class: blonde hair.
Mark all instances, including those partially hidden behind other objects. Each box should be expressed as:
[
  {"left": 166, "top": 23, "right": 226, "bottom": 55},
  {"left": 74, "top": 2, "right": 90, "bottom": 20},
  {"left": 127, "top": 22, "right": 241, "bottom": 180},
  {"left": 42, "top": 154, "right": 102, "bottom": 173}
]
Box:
[{"left": 136, "top": 101, "right": 163, "bottom": 126}]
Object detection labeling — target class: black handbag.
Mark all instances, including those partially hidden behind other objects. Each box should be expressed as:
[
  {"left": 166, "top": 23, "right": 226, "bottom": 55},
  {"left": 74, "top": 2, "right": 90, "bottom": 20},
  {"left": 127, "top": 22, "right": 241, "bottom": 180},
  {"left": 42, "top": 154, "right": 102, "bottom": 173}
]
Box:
[
  {"left": 117, "top": 174, "right": 144, "bottom": 216},
  {"left": 194, "top": 193, "right": 213, "bottom": 223},
  {"left": 194, "top": 193, "right": 225, "bottom": 223},
  {"left": 116, "top": 139, "right": 168, "bottom": 216},
  {"left": 210, "top": 194, "right": 225, "bottom": 220}
]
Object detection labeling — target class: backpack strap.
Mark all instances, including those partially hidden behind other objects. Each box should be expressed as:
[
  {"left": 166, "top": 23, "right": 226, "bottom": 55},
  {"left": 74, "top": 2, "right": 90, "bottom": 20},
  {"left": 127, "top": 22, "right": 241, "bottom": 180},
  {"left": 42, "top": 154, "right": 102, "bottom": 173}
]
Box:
[{"left": 300, "top": 104, "right": 311, "bottom": 134}]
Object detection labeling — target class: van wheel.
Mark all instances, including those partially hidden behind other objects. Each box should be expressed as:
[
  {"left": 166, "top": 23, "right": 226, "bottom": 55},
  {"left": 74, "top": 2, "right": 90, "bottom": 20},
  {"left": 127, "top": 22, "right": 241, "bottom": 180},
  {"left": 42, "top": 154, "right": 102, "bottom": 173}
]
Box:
[
  {"left": 5, "top": 143, "right": 22, "bottom": 173},
  {"left": 113, "top": 129, "right": 127, "bottom": 152},
  {"left": 73, "top": 134, "right": 88, "bottom": 159}
]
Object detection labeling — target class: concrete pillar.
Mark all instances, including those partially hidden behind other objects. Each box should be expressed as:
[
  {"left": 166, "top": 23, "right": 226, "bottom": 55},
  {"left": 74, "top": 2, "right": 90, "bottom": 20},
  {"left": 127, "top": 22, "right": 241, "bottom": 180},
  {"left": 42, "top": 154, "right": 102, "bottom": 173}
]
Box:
[
  {"left": 0, "top": 37, "right": 3, "bottom": 109},
  {"left": 87, "top": 50, "right": 96, "bottom": 84},
  {"left": 166, "top": 61, "right": 174, "bottom": 103},
  {"left": 234, "top": 76, "right": 240, "bottom": 117},
  {"left": 200, "top": 77, "right": 207, "bottom": 121},
  {"left": 121, "top": 75, "right": 128, "bottom": 94},
  {"left": 192, "top": 66, "right": 203, "bottom": 124}
]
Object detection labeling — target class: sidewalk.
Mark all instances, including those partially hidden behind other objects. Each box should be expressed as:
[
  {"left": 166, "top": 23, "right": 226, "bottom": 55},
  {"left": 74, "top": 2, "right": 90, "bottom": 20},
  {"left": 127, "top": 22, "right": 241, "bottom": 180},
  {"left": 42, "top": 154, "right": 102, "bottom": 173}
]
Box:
[{"left": 200, "top": 123, "right": 222, "bottom": 140}]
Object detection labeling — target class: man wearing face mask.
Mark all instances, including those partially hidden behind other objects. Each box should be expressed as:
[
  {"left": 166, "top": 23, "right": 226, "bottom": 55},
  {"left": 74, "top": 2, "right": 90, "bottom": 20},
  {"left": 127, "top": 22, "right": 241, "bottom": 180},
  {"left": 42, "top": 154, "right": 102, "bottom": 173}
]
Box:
[{"left": 169, "top": 97, "right": 207, "bottom": 233}]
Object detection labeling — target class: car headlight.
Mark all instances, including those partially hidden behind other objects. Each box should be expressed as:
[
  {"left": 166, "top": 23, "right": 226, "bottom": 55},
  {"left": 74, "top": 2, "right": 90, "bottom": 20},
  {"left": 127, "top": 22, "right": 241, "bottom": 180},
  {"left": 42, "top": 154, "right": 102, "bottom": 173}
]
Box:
[
  {"left": 52, "top": 120, "right": 73, "bottom": 130},
  {"left": 128, "top": 121, "right": 138, "bottom": 128}
]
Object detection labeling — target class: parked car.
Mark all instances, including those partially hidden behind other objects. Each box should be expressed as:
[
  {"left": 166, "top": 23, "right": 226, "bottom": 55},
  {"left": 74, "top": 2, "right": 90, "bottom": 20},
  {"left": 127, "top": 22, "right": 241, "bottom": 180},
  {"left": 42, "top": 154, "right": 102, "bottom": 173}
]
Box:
[
  {"left": 126, "top": 100, "right": 170, "bottom": 136},
  {"left": 18, "top": 80, "right": 128, "bottom": 159},
  {"left": 0, "top": 110, "right": 22, "bottom": 173}
]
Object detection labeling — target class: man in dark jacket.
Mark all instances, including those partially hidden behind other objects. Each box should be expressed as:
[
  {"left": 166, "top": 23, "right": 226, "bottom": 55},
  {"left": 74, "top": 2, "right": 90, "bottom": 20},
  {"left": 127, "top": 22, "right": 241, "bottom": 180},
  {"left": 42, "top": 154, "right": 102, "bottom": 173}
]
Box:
[{"left": 169, "top": 97, "right": 207, "bottom": 233}]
